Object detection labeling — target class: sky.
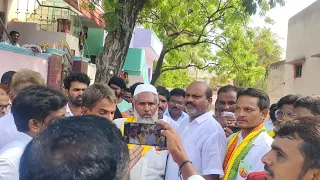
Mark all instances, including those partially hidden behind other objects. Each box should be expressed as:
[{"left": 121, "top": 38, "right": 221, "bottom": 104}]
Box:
[{"left": 250, "top": 0, "right": 317, "bottom": 59}]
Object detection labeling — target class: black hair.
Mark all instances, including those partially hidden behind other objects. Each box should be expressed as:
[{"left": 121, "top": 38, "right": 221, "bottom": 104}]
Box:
[
  {"left": 124, "top": 72, "right": 128, "bottom": 75},
  {"left": 170, "top": 88, "right": 185, "bottom": 98},
  {"left": 129, "top": 82, "right": 143, "bottom": 96},
  {"left": 217, "top": 85, "right": 237, "bottom": 95},
  {"left": 1, "top": 71, "right": 16, "bottom": 84},
  {"left": 269, "top": 103, "right": 277, "bottom": 123},
  {"left": 63, "top": 72, "right": 90, "bottom": 90},
  {"left": 293, "top": 96, "right": 320, "bottom": 115},
  {"left": 124, "top": 88, "right": 131, "bottom": 93},
  {"left": 12, "top": 85, "right": 68, "bottom": 133},
  {"left": 277, "top": 94, "right": 301, "bottom": 109},
  {"left": 108, "top": 76, "right": 126, "bottom": 90},
  {"left": 19, "top": 115, "right": 129, "bottom": 180},
  {"left": 237, "top": 88, "right": 270, "bottom": 111},
  {"left": 156, "top": 86, "right": 170, "bottom": 100},
  {"left": 9, "top": 31, "right": 19, "bottom": 36},
  {"left": 275, "top": 116, "right": 320, "bottom": 178}
]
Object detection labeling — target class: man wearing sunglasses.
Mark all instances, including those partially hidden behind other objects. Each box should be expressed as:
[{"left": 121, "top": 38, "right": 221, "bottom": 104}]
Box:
[{"left": 275, "top": 94, "right": 301, "bottom": 122}]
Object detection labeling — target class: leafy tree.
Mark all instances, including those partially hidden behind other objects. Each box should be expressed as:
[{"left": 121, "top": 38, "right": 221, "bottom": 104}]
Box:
[
  {"left": 138, "top": 0, "right": 285, "bottom": 85},
  {"left": 91, "top": 0, "right": 284, "bottom": 83},
  {"left": 155, "top": 69, "right": 195, "bottom": 88}
]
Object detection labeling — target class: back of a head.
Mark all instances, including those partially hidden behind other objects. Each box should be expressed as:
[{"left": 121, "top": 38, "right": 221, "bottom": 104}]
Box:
[
  {"left": 12, "top": 85, "right": 68, "bottom": 133},
  {"left": 108, "top": 76, "right": 126, "bottom": 89},
  {"left": 269, "top": 103, "right": 277, "bottom": 122},
  {"left": 156, "top": 86, "right": 170, "bottom": 100},
  {"left": 10, "top": 69, "right": 45, "bottom": 96},
  {"left": 170, "top": 88, "right": 186, "bottom": 98},
  {"left": 82, "top": 83, "right": 116, "bottom": 109},
  {"left": 19, "top": 115, "right": 129, "bottom": 180},
  {"left": 63, "top": 72, "right": 91, "bottom": 90},
  {"left": 217, "top": 85, "right": 237, "bottom": 95},
  {"left": 237, "top": 88, "right": 270, "bottom": 111},
  {"left": 1, "top": 71, "right": 16, "bottom": 84},
  {"left": 277, "top": 94, "right": 301, "bottom": 109},
  {"left": 294, "top": 96, "right": 320, "bottom": 115}
]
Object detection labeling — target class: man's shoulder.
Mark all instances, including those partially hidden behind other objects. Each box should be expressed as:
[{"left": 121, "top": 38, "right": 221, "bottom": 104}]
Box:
[
  {"left": 0, "top": 141, "right": 26, "bottom": 170},
  {"left": 252, "top": 131, "right": 274, "bottom": 148}
]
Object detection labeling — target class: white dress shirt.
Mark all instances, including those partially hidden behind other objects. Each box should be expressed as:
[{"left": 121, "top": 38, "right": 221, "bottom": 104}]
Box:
[
  {"left": 0, "top": 132, "right": 32, "bottom": 180},
  {"left": 65, "top": 103, "right": 74, "bottom": 117},
  {"left": 264, "top": 120, "right": 274, "bottom": 132},
  {"left": 0, "top": 112, "right": 20, "bottom": 149},
  {"left": 226, "top": 131, "right": 273, "bottom": 180},
  {"left": 165, "top": 112, "right": 227, "bottom": 180},
  {"left": 163, "top": 109, "right": 189, "bottom": 132},
  {"left": 163, "top": 109, "right": 189, "bottom": 125}
]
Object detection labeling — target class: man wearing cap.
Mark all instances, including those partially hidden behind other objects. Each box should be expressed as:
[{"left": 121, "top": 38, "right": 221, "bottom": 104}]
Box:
[{"left": 113, "top": 84, "right": 177, "bottom": 180}]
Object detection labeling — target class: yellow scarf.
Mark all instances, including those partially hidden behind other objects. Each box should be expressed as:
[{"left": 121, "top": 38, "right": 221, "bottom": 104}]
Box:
[
  {"left": 121, "top": 116, "right": 152, "bottom": 155},
  {"left": 223, "top": 123, "right": 266, "bottom": 180}
]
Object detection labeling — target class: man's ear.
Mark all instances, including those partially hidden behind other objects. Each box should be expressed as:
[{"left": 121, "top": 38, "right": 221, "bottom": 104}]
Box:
[
  {"left": 261, "top": 109, "right": 269, "bottom": 120},
  {"left": 8, "top": 91, "right": 14, "bottom": 102},
  {"left": 81, "top": 106, "right": 88, "bottom": 115},
  {"left": 29, "top": 119, "right": 42, "bottom": 134},
  {"left": 207, "top": 97, "right": 213, "bottom": 108},
  {"left": 64, "top": 89, "right": 69, "bottom": 96}
]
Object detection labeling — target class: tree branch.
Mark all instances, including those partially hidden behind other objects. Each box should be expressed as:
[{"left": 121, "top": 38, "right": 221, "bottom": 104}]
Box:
[{"left": 162, "top": 62, "right": 218, "bottom": 72}]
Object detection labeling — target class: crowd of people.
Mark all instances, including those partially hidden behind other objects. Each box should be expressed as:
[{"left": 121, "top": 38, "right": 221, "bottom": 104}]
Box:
[{"left": 0, "top": 69, "right": 319, "bottom": 180}]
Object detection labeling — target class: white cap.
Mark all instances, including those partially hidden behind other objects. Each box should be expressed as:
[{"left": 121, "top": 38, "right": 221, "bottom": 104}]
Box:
[{"left": 134, "top": 84, "right": 158, "bottom": 96}]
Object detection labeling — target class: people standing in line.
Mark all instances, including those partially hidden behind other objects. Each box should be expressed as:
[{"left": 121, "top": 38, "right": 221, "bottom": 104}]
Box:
[
  {"left": 166, "top": 82, "right": 227, "bottom": 180},
  {"left": 63, "top": 72, "right": 90, "bottom": 116},
  {"left": 293, "top": 95, "right": 320, "bottom": 116},
  {"left": 0, "top": 69, "right": 45, "bottom": 149},
  {"left": 222, "top": 88, "right": 273, "bottom": 180},
  {"left": 0, "top": 85, "right": 67, "bottom": 179}
]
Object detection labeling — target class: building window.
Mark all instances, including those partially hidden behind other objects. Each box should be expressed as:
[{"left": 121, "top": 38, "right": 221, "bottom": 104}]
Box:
[{"left": 294, "top": 64, "right": 302, "bottom": 78}]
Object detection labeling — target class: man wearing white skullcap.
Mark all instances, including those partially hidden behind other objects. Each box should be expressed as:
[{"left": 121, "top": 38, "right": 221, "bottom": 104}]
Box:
[{"left": 113, "top": 84, "right": 178, "bottom": 180}]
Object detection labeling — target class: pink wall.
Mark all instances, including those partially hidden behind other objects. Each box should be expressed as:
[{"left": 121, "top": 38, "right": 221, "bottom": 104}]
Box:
[{"left": 0, "top": 49, "right": 48, "bottom": 82}]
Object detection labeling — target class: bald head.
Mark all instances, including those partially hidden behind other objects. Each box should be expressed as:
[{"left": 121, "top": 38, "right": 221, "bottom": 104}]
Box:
[{"left": 185, "top": 82, "right": 212, "bottom": 120}]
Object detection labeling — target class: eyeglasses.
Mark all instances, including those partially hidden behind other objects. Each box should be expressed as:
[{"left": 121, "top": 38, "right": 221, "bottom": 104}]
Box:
[
  {"left": 275, "top": 109, "right": 294, "bottom": 120},
  {"left": 169, "top": 100, "right": 184, "bottom": 106},
  {"left": 0, "top": 104, "right": 11, "bottom": 111}
]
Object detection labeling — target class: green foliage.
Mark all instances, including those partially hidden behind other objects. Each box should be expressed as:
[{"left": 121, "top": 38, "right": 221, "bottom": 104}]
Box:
[
  {"left": 155, "top": 69, "right": 195, "bottom": 88},
  {"left": 138, "top": 0, "right": 284, "bottom": 85}
]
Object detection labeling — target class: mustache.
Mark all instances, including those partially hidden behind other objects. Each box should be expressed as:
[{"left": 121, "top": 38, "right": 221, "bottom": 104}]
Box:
[
  {"left": 185, "top": 102, "right": 196, "bottom": 107},
  {"left": 264, "top": 165, "right": 273, "bottom": 176}
]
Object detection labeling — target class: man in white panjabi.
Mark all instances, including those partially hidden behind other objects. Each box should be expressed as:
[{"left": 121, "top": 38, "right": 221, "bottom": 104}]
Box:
[
  {"left": 113, "top": 84, "right": 178, "bottom": 180},
  {"left": 165, "top": 82, "right": 227, "bottom": 180}
]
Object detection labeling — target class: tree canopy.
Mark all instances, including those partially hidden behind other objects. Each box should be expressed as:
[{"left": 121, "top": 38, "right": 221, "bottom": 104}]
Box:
[{"left": 138, "top": 0, "right": 285, "bottom": 85}]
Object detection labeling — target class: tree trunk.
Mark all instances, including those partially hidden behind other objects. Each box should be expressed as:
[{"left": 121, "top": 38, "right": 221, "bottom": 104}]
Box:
[
  {"left": 150, "top": 48, "right": 166, "bottom": 85},
  {"left": 95, "top": 0, "right": 147, "bottom": 83}
]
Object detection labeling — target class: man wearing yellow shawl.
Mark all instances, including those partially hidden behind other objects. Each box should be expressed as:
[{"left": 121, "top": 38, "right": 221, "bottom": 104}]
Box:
[
  {"left": 222, "top": 88, "right": 273, "bottom": 180},
  {"left": 113, "top": 84, "right": 178, "bottom": 180}
]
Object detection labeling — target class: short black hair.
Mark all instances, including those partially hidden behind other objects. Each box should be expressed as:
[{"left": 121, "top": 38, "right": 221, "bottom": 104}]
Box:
[
  {"left": 156, "top": 86, "right": 170, "bottom": 100},
  {"left": 170, "top": 88, "right": 185, "bottom": 98},
  {"left": 9, "top": 31, "right": 19, "bottom": 36},
  {"left": 277, "top": 94, "right": 301, "bottom": 109},
  {"left": 237, "top": 88, "right": 270, "bottom": 111},
  {"left": 108, "top": 76, "right": 126, "bottom": 90},
  {"left": 129, "top": 82, "right": 143, "bottom": 96},
  {"left": 124, "top": 88, "right": 131, "bottom": 93},
  {"left": 275, "top": 116, "right": 320, "bottom": 178},
  {"left": 1, "top": 71, "right": 16, "bottom": 84},
  {"left": 217, "top": 85, "right": 237, "bottom": 95},
  {"left": 12, "top": 85, "right": 68, "bottom": 133},
  {"left": 294, "top": 96, "right": 320, "bottom": 115},
  {"left": 63, "top": 72, "right": 90, "bottom": 90},
  {"left": 269, "top": 103, "right": 277, "bottom": 123},
  {"left": 19, "top": 115, "right": 129, "bottom": 180},
  {"left": 124, "top": 72, "right": 128, "bottom": 75}
]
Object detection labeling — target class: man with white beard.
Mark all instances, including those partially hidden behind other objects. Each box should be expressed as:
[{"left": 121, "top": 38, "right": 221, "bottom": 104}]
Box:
[{"left": 113, "top": 84, "right": 178, "bottom": 180}]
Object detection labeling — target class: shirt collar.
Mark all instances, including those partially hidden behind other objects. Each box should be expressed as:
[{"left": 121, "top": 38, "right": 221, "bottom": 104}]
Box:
[
  {"left": 66, "top": 103, "right": 73, "bottom": 117},
  {"left": 15, "top": 132, "right": 32, "bottom": 145},
  {"left": 192, "top": 112, "right": 212, "bottom": 124},
  {"left": 164, "top": 108, "right": 187, "bottom": 119}
]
